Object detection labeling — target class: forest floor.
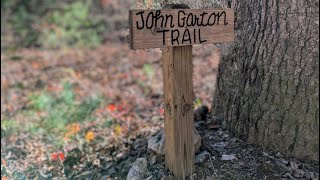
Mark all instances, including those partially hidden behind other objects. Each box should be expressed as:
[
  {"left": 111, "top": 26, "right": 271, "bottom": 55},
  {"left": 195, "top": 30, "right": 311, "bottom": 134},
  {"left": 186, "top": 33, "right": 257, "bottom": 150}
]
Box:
[
  {"left": 1, "top": 40, "right": 319, "bottom": 180},
  {"left": 1, "top": 40, "right": 219, "bottom": 179}
]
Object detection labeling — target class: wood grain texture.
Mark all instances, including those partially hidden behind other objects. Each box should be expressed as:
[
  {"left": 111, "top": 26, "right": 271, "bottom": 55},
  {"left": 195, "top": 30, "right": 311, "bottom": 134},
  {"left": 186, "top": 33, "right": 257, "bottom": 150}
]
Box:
[
  {"left": 162, "top": 46, "right": 194, "bottom": 179},
  {"left": 129, "top": 9, "right": 234, "bottom": 49}
]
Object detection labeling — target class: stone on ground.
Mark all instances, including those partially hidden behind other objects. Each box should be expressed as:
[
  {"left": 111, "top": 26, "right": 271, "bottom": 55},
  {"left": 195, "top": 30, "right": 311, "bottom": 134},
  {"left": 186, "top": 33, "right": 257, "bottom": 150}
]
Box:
[
  {"left": 221, "top": 154, "right": 237, "bottom": 161},
  {"left": 196, "top": 151, "right": 210, "bottom": 164},
  {"left": 126, "top": 158, "right": 148, "bottom": 180},
  {"left": 148, "top": 128, "right": 201, "bottom": 155}
]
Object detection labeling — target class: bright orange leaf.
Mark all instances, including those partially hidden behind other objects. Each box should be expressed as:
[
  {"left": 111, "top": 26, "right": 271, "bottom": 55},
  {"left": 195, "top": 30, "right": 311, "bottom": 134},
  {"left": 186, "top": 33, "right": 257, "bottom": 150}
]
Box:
[
  {"left": 85, "top": 131, "right": 95, "bottom": 142},
  {"left": 64, "top": 123, "right": 80, "bottom": 140},
  {"left": 1, "top": 159, "right": 6, "bottom": 167},
  {"left": 106, "top": 104, "right": 117, "bottom": 112},
  {"left": 59, "top": 152, "right": 65, "bottom": 161},
  {"left": 51, "top": 152, "right": 65, "bottom": 161},
  {"left": 69, "top": 123, "right": 80, "bottom": 134},
  {"left": 51, "top": 153, "right": 59, "bottom": 161}
]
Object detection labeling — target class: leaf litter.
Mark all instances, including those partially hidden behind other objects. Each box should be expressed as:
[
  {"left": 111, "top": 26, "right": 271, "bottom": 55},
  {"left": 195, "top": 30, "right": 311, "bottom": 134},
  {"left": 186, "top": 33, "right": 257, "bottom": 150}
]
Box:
[
  {"left": 1, "top": 43, "right": 221, "bottom": 179},
  {"left": 1, "top": 33, "right": 318, "bottom": 180}
]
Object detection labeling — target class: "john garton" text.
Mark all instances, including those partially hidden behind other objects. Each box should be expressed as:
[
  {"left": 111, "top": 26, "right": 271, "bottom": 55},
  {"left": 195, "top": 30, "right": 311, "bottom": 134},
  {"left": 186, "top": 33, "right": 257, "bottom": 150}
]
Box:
[{"left": 134, "top": 10, "right": 229, "bottom": 46}]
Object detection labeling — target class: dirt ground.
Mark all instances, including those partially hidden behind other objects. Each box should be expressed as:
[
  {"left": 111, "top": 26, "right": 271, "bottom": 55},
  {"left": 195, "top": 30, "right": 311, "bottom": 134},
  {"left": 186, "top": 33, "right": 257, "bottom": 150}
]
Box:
[
  {"left": 2, "top": 39, "right": 319, "bottom": 179},
  {"left": 1, "top": 39, "right": 223, "bottom": 179},
  {"left": 119, "top": 117, "right": 320, "bottom": 180}
]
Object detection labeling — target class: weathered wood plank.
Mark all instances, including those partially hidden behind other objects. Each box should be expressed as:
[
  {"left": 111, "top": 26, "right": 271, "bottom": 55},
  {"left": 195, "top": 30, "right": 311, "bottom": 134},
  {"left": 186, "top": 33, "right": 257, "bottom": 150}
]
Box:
[
  {"left": 129, "top": 9, "right": 234, "bottom": 49},
  {"left": 162, "top": 46, "right": 194, "bottom": 178}
]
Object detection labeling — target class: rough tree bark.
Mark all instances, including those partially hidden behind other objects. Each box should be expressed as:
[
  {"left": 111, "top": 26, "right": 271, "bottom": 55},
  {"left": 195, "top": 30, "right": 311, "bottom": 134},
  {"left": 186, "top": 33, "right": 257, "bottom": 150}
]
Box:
[{"left": 212, "top": 0, "right": 319, "bottom": 162}]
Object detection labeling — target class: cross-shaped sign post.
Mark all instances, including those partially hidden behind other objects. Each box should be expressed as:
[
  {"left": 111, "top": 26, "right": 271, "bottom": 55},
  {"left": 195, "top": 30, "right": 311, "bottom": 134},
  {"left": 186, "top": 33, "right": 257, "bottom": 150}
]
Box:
[{"left": 129, "top": 4, "right": 234, "bottom": 179}]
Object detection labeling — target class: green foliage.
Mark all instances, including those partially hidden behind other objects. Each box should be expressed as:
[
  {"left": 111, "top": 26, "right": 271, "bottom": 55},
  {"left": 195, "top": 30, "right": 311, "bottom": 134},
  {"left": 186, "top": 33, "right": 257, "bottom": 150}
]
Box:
[
  {"left": 1, "top": 0, "right": 54, "bottom": 47},
  {"left": 1, "top": 119, "right": 19, "bottom": 131},
  {"left": 28, "top": 82, "right": 102, "bottom": 132},
  {"left": 25, "top": 121, "right": 41, "bottom": 135},
  {"left": 30, "top": 93, "right": 53, "bottom": 111},
  {"left": 1, "top": 119, "right": 19, "bottom": 137},
  {"left": 61, "top": 82, "right": 75, "bottom": 106},
  {"left": 70, "top": 96, "right": 102, "bottom": 123},
  {"left": 39, "top": 1, "right": 103, "bottom": 48},
  {"left": 194, "top": 98, "right": 202, "bottom": 108},
  {"left": 1, "top": 0, "right": 104, "bottom": 48},
  {"left": 102, "top": 119, "right": 113, "bottom": 128},
  {"left": 143, "top": 64, "right": 154, "bottom": 78},
  {"left": 12, "top": 171, "right": 26, "bottom": 180}
]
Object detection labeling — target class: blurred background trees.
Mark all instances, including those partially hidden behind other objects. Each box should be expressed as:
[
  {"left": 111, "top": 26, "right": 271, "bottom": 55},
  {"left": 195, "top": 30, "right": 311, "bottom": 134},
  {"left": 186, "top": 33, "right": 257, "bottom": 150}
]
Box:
[{"left": 1, "top": 0, "right": 134, "bottom": 49}]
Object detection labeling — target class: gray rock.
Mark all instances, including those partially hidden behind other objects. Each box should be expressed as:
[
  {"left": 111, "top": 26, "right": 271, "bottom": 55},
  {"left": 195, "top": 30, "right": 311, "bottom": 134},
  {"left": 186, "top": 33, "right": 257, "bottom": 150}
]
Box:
[
  {"left": 221, "top": 154, "right": 237, "bottom": 161},
  {"left": 293, "top": 169, "right": 305, "bottom": 178},
  {"left": 190, "top": 173, "right": 198, "bottom": 180},
  {"left": 150, "top": 155, "right": 157, "bottom": 165},
  {"left": 101, "top": 161, "right": 113, "bottom": 170},
  {"left": 279, "top": 158, "right": 289, "bottom": 165},
  {"left": 284, "top": 173, "right": 296, "bottom": 179},
  {"left": 289, "top": 161, "right": 299, "bottom": 171},
  {"left": 148, "top": 130, "right": 165, "bottom": 155},
  {"left": 196, "top": 151, "right": 210, "bottom": 164},
  {"left": 275, "top": 160, "right": 290, "bottom": 171},
  {"left": 148, "top": 128, "right": 201, "bottom": 155},
  {"left": 193, "top": 128, "right": 202, "bottom": 152},
  {"left": 146, "top": 176, "right": 153, "bottom": 180},
  {"left": 309, "top": 172, "right": 316, "bottom": 179},
  {"left": 126, "top": 158, "right": 148, "bottom": 180},
  {"left": 212, "top": 142, "right": 228, "bottom": 148},
  {"left": 133, "top": 139, "right": 145, "bottom": 150},
  {"left": 304, "top": 169, "right": 311, "bottom": 179}
]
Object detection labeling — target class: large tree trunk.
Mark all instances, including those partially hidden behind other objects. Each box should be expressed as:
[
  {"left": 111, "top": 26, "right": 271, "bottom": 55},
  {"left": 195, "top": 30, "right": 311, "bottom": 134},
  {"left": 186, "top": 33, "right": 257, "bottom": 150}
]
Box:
[{"left": 212, "top": 0, "right": 319, "bottom": 162}]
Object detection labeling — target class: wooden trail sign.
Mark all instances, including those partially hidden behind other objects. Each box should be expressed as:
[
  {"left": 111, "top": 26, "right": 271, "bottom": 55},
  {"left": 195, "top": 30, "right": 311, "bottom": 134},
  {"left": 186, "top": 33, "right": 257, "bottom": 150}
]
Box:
[
  {"left": 129, "top": 5, "right": 234, "bottom": 179},
  {"left": 129, "top": 8, "right": 234, "bottom": 49}
]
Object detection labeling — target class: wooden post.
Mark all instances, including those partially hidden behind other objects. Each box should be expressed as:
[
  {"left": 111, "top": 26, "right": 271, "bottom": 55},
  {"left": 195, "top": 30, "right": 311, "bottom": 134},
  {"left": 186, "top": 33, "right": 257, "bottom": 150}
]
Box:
[
  {"left": 162, "top": 5, "right": 194, "bottom": 178},
  {"left": 163, "top": 46, "right": 194, "bottom": 178},
  {"left": 128, "top": 5, "right": 234, "bottom": 179}
]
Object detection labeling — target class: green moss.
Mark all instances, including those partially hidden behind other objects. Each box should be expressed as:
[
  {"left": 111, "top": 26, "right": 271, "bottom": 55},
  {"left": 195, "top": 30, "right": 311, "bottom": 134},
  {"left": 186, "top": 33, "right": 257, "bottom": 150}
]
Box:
[{"left": 27, "top": 82, "right": 103, "bottom": 132}]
